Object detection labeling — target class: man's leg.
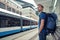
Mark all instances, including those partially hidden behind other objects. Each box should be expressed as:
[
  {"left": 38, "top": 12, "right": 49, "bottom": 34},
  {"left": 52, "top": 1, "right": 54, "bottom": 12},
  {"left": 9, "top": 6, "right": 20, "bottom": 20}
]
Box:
[{"left": 39, "top": 31, "right": 46, "bottom": 40}]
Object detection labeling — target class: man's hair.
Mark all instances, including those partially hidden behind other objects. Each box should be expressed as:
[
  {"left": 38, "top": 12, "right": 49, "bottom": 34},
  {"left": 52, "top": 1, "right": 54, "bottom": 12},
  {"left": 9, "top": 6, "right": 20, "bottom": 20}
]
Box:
[{"left": 38, "top": 4, "right": 44, "bottom": 8}]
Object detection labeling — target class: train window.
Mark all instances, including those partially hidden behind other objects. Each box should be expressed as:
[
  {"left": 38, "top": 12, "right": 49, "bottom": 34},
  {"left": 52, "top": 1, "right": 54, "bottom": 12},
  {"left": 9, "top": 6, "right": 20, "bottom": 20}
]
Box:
[
  {"left": 7, "top": 6, "right": 11, "bottom": 11},
  {"left": 23, "top": 20, "right": 30, "bottom": 26},
  {"left": 0, "top": 2, "right": 5, "bottom": 9},
  {"left": 0, "top": 15, "right": 8, "bottom": 27},
  {"left": 0, "top": 13, "right": 21, "bottom": 27}
]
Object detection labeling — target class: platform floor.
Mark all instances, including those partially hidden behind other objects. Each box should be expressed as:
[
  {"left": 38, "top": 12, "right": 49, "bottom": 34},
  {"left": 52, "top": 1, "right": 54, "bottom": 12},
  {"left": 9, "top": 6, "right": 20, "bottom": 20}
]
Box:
[{"left": 0, "top": 28, "right": 55, "bottom": 40}]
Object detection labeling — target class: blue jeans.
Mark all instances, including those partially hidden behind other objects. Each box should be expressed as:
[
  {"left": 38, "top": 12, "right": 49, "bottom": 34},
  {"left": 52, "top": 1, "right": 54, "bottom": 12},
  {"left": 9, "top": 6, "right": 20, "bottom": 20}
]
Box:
[{"left": 39, "top": 30, "right": 46, "bottom": 40}]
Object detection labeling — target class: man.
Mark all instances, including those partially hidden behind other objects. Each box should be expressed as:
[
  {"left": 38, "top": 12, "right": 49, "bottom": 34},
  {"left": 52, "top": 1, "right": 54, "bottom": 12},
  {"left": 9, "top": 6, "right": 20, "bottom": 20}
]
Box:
[{"left": 38, "top": 4, "right": 47, "bottom": 40}]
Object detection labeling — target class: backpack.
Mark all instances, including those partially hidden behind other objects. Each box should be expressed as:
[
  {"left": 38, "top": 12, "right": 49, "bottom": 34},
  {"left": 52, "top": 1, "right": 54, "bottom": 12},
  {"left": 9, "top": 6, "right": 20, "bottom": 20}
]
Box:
[{"left": 46, "top": 13, "right": 57, "bottom": 34}]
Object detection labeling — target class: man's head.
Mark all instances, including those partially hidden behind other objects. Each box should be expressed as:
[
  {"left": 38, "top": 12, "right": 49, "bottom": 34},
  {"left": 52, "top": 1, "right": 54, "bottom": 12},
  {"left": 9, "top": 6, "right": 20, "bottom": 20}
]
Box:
[{"left": 37, "top": 4, "right": 44, "bottom": 12}]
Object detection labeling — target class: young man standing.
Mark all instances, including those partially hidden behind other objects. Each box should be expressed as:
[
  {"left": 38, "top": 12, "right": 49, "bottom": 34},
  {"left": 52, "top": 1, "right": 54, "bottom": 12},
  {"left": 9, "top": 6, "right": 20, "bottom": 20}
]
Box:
[{"left": 38, "top": 4, "right": 47, "bottom": 40}]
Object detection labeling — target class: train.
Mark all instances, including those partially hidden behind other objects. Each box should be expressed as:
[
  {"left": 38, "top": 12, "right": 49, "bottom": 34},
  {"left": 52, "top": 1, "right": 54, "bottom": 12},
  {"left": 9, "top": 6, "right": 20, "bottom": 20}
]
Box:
[
  {"left": 0, "top": 0, "right": 38, "bottom": 37},
  {"left": 0, "top": 8, "right": 38, "bottom": 37}
]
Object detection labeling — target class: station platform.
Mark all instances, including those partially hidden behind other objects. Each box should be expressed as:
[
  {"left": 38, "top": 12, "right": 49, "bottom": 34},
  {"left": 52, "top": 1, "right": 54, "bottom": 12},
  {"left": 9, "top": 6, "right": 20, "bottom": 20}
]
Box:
[{"left": 0, "top": 26, "right": 60, "bottom": 40}]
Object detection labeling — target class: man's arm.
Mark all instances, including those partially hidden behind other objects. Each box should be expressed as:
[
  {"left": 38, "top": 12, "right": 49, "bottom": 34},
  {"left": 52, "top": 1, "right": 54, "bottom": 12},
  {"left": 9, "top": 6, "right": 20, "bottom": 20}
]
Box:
[{"left": 40, "top": 19, "right": 45, "bottom": 33}]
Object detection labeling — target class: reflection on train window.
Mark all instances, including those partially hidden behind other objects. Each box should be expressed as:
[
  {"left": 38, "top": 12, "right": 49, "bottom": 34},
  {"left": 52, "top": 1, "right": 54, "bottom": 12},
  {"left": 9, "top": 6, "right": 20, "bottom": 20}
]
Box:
[{"left": 0, "top": 2, "right": 5, "bottom": 9}]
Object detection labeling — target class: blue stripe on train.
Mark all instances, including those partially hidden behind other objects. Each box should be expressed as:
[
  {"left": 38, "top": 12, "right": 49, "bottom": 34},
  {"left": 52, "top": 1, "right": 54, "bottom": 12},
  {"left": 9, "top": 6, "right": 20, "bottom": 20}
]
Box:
[{"left": 0, "top": 27, "right": 37, "bottom": 37}]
